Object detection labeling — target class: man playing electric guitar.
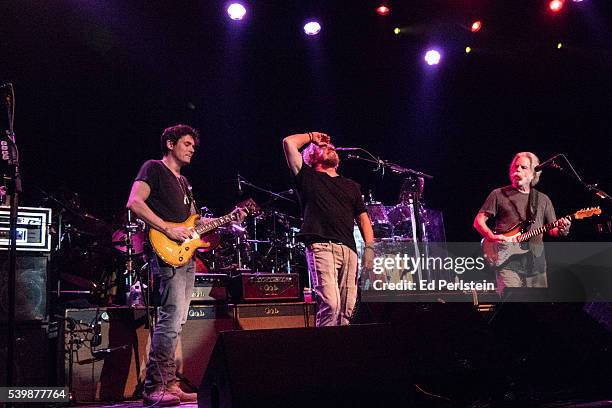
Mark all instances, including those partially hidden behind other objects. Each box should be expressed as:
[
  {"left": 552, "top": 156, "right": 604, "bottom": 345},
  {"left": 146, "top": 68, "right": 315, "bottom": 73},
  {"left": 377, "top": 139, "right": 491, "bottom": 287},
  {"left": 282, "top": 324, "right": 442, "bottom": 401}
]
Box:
[
  {"left": 127, "top": 124, "right": 245, "bottom": 406},
  {"left": 473, "top": 152, "right": 571, "bottom": 295}
]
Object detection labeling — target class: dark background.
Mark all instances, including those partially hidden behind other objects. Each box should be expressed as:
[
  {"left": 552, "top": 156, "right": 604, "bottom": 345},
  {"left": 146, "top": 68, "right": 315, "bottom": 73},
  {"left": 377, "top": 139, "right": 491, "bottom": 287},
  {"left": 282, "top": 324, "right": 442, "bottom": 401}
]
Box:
[{"left": 1, "top": 0, "right": 611, "bottom": 241}]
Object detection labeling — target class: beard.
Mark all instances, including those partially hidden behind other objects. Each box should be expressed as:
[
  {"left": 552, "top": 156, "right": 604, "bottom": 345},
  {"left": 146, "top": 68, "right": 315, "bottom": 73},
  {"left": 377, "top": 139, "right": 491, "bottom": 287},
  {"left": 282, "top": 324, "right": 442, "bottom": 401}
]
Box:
[{"left": 320, "top": 155, "right": 339, "bottom": 168}]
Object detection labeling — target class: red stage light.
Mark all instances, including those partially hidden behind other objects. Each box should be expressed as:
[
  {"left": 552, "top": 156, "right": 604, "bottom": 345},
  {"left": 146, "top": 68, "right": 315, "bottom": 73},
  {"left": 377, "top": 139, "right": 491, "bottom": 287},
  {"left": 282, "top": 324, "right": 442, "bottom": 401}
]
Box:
[
  {"left": 549, "top": 0, "right": 564, "bottom": 12},
  {"left": 376, "top": 5, "right": 390, "bottom": 16},
  {"left": 470, "top": 21, "right": 482, "bottom": 33}
]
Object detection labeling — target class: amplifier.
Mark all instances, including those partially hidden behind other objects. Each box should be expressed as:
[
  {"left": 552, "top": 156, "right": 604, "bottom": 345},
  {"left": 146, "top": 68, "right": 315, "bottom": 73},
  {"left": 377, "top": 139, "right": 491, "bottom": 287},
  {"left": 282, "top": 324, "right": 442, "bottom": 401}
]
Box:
[
  {"left": 230, "top": 273, "right": 299, "bottom": 302},
  {"left": 191, "top": 273, "right": 228, "bottom": 303},
  {"left": 0, "top": 206, "right": 52, "bottom": 252},
  {"left": 234, "top": 302, "right": 312, "bottom": 330}
]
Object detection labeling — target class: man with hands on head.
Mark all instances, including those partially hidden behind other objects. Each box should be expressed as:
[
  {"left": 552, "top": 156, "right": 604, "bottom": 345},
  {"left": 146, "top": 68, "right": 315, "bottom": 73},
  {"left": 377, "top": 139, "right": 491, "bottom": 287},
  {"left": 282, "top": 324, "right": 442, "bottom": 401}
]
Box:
[{"left": 283, "top": 131, "right": 374, "bottom": 326}]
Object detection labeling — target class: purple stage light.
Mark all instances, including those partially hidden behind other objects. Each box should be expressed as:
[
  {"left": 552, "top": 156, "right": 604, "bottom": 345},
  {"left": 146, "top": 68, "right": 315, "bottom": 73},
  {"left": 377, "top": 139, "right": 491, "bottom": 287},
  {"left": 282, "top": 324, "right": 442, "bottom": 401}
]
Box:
[
  {"left": 424, "top": 49, "right": 441, "bottom": 66},
  {"left": 304, "top": 21, "right": 322, "bottom": 36},
  {"left": 227, "top": 3, "right": 247, "bottom": 20}
]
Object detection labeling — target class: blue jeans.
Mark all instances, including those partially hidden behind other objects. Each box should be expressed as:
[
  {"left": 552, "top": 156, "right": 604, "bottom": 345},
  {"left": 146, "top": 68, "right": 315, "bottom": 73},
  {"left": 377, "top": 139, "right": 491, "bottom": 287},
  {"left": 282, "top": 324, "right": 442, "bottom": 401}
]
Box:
[
  {"left": 305, "top": 242, "right": 358, "bottom": 326},
  {"left": 144, "top": 256, "right": 195, "bottom": 393}
]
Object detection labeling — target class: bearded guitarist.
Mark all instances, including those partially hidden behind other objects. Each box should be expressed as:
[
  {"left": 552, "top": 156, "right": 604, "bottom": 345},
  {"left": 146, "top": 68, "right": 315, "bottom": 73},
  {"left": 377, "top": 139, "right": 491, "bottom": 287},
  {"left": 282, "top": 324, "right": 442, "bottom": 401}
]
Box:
[
  {"left": 473, "top": 152, "right": 571, "bottom": 296},
  {"left": 127, "top": 124, "right": 245, "bottom": 406}
]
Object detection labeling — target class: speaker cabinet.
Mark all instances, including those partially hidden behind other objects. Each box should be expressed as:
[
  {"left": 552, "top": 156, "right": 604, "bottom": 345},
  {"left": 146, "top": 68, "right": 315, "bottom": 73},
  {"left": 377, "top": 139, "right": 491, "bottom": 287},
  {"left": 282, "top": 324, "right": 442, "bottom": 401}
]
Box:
[
  {"left": 177, "top": 305, "right": 234, "bottom": 388},
  {"left": 234, "top": 302, "right": 312, "bottom": 330},
  {"left": 199, "top": 324, "right": 412, "bottom": 408},
  {"left": 62, "top": 307, "right": 149, "bottom": 402},
  {"left": 0, "top": 253, "right": 48, "bottom": 321}
]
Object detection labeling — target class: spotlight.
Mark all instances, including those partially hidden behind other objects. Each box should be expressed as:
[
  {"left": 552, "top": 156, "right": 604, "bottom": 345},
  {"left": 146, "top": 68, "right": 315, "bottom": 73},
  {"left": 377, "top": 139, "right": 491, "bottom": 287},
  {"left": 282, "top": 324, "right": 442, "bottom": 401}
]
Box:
[
  {"left": 424, "top": 49, "right": 441, "bottom": 66},
  {"left": 376, "top": 5, "right": 390, "bottom": 16},
  {"left": 393, "top": 27, "right": 401, "bottom": 35},
  {"left": 465, "top": 46, "right": 472, "bottom": 54},
  {"left": 549, "top": 0, "right": 564, "bottom": 13},
  {"left": 227, "top": 3, "right": 246, "bottom": 20},
  {"left": 304, "top": 21, "right": 322, "bottom": 36},
  {"left": 470, "top": 20, "right": 482, "bottom": 33},
  {"left": 557, "top": 42, "right": 563, "bottom": 49}
]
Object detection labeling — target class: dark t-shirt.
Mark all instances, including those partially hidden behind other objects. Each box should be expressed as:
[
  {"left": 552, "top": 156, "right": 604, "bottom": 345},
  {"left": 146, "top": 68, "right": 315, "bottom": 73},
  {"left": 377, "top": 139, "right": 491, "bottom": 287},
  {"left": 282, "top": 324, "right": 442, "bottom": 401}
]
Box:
[
  {"left": 135, "top": 160, "right": 194, "bottom": 223},
  {"left": 479, "top": 185, "right": 557, "bottom": 274},
  {"left": 294, "top": 164, "right": 367, "bottom": 253}
]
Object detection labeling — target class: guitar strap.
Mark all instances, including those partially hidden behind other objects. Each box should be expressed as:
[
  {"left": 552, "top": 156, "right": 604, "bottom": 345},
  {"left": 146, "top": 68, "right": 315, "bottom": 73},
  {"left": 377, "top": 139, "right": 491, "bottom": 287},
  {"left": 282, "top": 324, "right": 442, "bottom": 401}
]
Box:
[
  {"left": 527, "top": 188, "right": 539, "bottom": 224},
  {"left": 502, "top": 187, "right": 538, "bottom": 226}
]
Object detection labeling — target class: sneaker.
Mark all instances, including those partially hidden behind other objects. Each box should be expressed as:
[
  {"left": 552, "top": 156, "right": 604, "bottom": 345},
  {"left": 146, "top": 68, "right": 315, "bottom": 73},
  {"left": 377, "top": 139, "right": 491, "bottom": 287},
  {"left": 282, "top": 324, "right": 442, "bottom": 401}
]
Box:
[
  {"left": 142, "top": 389, "right": 180, "bottom": 407},
  {"left": 167, "top": 384, "right": 198, "bottom": 403}
]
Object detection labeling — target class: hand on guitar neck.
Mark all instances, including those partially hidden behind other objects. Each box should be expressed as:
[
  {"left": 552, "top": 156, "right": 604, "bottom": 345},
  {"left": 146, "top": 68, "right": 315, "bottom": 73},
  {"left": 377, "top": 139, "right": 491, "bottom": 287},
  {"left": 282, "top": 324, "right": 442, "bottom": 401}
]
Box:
[
  {"left": 149, "top": 199, "right": 259, "bottom": 267},
  {"left": 164, "top": 207, "right": 246, "bottom": 242}
]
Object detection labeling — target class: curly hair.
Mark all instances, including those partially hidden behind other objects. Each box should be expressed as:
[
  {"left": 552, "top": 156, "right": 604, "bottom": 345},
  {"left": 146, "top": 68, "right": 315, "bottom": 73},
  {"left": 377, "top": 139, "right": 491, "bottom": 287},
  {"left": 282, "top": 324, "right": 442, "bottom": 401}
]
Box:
[{"left": 160, "top": 124, "right": 199, "bottom": 155}]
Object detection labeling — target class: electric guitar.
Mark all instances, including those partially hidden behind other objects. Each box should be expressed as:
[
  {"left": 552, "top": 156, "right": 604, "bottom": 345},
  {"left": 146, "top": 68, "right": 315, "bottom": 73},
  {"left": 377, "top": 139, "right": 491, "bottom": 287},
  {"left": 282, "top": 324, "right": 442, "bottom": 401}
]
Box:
[
  {"left": 149, "top": 198, "right": 259, "bottom": 267},
  {"left": 482, "top": 207, "right": 601, "bottom": 268}
]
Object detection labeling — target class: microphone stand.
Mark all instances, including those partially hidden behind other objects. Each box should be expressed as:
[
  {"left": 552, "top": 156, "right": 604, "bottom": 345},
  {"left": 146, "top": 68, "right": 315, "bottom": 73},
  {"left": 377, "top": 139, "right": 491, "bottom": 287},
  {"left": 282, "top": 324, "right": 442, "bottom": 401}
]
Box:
[
  {"left": 343, "top": 149, "right": 434, "bottom": 283},
  {"left": 3, "top": 84, "right": 21, "bottom": 388},
  {"left": 344, "top": 149, "right": 433, "bottom": 180},
  {"left": 237, "top": 175, "right": 297, "bottom": 204},
  {"left": 545, "top": 154, "right": 612, "bottom": 204}
]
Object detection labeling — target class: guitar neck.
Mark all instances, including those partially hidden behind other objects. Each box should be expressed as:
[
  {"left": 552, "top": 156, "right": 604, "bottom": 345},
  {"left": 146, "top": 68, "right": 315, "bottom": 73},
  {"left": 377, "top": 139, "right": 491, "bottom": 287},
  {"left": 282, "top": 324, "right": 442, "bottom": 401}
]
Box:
[
  {"left": 194, "top": 213, "right": 237, "bottom": 235},
  {"left": 518, "top": 215, "right": 573, "bottom": 242}
]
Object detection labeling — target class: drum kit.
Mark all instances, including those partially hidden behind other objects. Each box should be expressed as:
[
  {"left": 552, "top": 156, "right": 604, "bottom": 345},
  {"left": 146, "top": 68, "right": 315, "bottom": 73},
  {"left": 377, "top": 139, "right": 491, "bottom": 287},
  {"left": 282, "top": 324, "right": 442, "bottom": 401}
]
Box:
[
  {"left": 49, "top": 163, "right": 442, "bottom": 305},
  {"left": 49, "top": 188, "right": 305, "bottom": 305}
]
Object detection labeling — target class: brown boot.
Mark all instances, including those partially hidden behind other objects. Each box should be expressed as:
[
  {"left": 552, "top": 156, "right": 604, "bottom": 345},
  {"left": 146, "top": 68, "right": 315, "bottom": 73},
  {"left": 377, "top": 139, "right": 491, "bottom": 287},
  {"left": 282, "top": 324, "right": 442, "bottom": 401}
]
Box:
[
  {"left": 142, "top": 388, "right": 180, "bottom": 407},
  {"left": 167, "top": 384, "right": 198, "bottom": 403}
]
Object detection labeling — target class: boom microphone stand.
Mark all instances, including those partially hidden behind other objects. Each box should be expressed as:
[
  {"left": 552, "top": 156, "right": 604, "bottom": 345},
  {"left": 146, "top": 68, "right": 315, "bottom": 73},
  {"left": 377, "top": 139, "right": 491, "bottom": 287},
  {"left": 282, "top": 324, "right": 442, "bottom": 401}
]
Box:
[{"left": 537, "top": 153, "right": 612, "bottom": 204}]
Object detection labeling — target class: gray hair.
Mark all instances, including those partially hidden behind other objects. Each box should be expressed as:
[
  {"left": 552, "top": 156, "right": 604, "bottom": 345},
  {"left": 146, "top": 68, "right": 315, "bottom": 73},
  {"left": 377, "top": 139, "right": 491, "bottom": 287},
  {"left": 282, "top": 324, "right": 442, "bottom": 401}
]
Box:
[
  {"left": 511, "top": 151, "right": 541, "bottom": 186},
  {"left": 301, "top": 143, "right": 319, "bottom": 167}
]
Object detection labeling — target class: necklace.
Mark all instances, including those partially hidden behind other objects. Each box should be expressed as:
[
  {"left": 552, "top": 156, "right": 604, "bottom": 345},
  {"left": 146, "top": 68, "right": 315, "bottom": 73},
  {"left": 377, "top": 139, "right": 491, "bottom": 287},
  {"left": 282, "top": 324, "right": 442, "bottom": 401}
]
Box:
[
  {"left": 176, "top": 175, "right": 190, "bottom": 206},
  {"left": 161, "top": 160, "right": 190, "bottom": 206}
]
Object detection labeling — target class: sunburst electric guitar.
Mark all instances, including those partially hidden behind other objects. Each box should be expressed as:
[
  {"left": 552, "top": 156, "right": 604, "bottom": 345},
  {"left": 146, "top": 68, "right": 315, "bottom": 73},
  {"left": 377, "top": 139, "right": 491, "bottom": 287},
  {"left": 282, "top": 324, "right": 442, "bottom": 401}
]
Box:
[
  {"left": 149, "top": 198, "right": 259, "bottom": 267},
  {"left": 482, "top": 207, "right": 602, "bottom": 268}
]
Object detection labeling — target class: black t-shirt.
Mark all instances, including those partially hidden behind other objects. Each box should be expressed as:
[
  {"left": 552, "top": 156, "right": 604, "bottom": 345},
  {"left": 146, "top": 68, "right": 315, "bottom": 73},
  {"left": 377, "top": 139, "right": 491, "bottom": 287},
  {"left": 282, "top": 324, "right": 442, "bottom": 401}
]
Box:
[
  {"left": 135, "top": 160, "right": 194, "bottom": 223},
  {"left": 294, "top": 164, "right": 367, "bottom": 253}
]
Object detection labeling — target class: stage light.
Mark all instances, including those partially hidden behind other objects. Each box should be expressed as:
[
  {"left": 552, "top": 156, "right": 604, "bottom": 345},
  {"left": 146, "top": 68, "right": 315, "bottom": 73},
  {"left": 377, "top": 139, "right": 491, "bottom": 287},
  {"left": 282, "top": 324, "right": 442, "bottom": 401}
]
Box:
[
  {"left": 424, "top": 49, "right": 441, "bottom": 66},
  {"left": 393, "top": 27, "right": 401, "bottom": 35},
  {"left": 557, "top": 42, "right": 563, "bottom": 49},
  {"left": 376, "top": 5, "right": 390, "bottom": 16},
  {"left": 549, "top": 0, "right": 564, "bottom": 13},
  {"left": 304, "top": 21, "right": 322, "bottom": 36},
  {"left": 227, "top": 3, "right": 247, "bottom": 20},
  {"left": 465, "top": 46, "right": 472, "bottom": 54},
  {"left": 470, "top": 20, "right": 482, "bottom": 33}
]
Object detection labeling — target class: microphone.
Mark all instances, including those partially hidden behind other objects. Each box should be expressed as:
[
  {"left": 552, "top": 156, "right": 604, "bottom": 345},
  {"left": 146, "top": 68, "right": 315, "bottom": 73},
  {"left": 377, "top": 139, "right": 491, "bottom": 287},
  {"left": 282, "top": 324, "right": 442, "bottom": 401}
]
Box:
[
  {"left": 91, "top": 344, "right": 130, "bottom": 357},
  {"left": 335, "top": 147, "right": 360, "bottom": 151},
  {"left": 534, "top": 154, "right": 562, "bottom": 172},
  {"left": 237, "top": 174, "right": 242, "bottom": 195},
  {"left": 277, "top": 189, "right": 294, "bottom": 195}
]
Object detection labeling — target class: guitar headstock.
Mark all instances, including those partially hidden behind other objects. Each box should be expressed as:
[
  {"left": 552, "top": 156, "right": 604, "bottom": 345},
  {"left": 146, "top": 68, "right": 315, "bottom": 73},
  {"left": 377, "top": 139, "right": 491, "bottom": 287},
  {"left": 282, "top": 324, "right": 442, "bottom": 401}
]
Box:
[
  {"left": 236, "top": 198, "right": 261, "bottom": 217},
  {"left": 574, "top": 207, "right": 602, "bottom": 219}
]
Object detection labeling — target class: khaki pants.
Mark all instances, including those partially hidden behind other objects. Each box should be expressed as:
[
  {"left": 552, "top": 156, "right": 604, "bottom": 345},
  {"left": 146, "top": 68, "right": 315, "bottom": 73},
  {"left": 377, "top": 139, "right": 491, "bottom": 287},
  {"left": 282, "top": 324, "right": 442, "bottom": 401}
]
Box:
[
  {"left": 306, "top": 242, "right": 358, "bottom": 326},
  {"left": 496, "top": 268, "right": 548, "bottom": 295}
]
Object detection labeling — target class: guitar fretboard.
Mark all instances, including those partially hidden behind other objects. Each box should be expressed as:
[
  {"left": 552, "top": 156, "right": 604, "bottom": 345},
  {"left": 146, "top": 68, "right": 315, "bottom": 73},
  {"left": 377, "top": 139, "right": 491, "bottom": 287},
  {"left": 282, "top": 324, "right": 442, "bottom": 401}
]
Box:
[
  {"left": 517, "top": 216, "right": 572, "bottom": 242},
  {"left": 194, "top": 213, "right": 237, "bottom": 235}
]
